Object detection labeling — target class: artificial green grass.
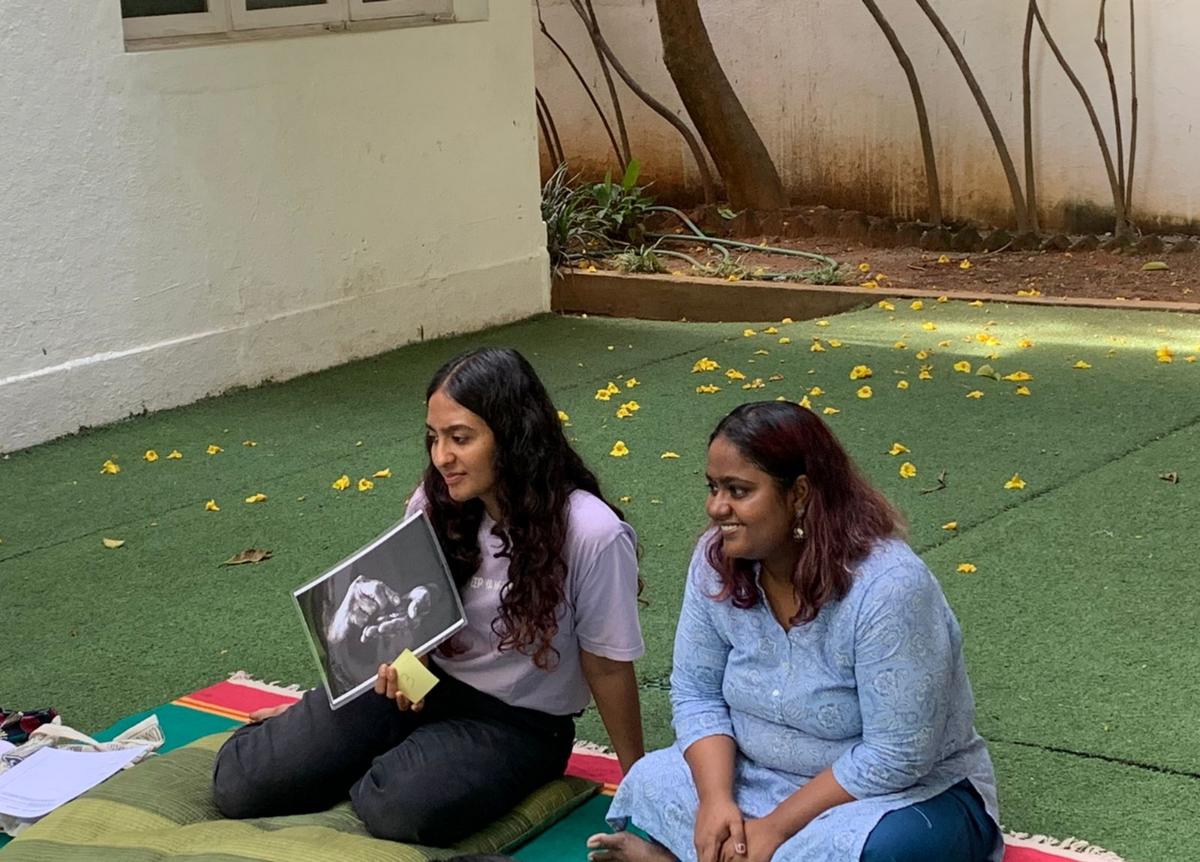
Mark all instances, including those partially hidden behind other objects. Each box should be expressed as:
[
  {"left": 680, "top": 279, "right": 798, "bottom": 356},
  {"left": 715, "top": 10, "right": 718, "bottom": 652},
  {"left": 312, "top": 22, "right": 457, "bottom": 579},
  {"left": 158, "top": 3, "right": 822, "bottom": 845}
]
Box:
[{"left": 3, "top": 302, "right": 1199, "bottom": 861}]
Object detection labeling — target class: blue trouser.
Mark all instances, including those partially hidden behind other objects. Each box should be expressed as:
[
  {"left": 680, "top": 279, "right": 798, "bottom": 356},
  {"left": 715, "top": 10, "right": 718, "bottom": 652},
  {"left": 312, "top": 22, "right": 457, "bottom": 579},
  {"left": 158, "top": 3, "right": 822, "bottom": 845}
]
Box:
[
  {"left": 860, "top": 780, "right": 999, "bottom": 862},
  {"left": 211, "top": 666, "right": 574, "bottom": 846}
]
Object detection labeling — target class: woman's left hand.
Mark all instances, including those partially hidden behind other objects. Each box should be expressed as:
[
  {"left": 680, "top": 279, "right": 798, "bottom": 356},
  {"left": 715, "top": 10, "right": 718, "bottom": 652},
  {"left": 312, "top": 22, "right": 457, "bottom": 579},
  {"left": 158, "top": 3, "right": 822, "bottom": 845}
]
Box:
[
  {"left": 721, "top": 817, "right": 786, "bottom": 862},
  {"left": 374, "top": 662, "right": 427, "bottom": 712}
]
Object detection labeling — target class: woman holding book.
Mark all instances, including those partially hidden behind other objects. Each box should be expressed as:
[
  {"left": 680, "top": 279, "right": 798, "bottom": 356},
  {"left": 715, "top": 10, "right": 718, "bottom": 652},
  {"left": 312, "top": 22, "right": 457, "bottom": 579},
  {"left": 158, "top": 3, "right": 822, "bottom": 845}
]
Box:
[
  {"left": 588, "top": 402, "right": 1000, "bottom": 862},
  {"left": 213, "top": 347, "right": 645, "bottom": 844}
]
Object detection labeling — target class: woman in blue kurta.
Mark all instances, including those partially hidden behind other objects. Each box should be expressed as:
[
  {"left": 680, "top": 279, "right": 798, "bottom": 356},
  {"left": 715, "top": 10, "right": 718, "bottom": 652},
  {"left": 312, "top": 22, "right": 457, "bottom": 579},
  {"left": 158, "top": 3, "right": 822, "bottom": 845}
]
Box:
[{"left": 590, "top": 402, "right": 1001, "bottom": 862}]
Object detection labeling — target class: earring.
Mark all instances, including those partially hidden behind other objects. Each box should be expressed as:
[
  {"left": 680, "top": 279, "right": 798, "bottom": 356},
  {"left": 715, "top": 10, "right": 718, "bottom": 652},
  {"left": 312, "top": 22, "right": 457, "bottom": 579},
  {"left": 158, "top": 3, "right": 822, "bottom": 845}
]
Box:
[{"left": 792, "top": 511, "right": 806, "bottom": 541}]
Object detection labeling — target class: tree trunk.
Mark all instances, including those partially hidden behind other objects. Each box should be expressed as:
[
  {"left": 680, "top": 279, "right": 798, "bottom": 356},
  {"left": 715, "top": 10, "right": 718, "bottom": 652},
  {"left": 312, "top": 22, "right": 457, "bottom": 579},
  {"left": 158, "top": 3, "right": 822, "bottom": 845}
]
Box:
[{"left": 654, "top": 0, "right": 788, "bottom": 211}]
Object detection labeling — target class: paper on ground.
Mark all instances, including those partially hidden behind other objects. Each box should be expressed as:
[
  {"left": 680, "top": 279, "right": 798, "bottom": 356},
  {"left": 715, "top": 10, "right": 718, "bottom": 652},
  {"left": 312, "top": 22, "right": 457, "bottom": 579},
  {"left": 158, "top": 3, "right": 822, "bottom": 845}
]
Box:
[{"left": 0, "top": 745, "right": 148, "bottom": 819}]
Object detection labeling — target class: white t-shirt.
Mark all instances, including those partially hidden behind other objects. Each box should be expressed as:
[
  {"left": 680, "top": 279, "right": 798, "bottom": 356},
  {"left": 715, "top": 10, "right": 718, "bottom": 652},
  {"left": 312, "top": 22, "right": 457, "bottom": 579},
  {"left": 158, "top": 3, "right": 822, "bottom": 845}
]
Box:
[{"left": 407, "top": 486, "right": 644, "bottom": 715}]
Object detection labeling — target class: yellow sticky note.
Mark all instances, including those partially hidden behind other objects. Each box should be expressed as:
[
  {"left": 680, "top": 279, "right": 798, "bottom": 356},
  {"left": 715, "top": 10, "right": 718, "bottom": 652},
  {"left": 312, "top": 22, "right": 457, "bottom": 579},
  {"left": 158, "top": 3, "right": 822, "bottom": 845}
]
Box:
[{"left": 391, "top": 649, "right": 439, "bottom": 703}]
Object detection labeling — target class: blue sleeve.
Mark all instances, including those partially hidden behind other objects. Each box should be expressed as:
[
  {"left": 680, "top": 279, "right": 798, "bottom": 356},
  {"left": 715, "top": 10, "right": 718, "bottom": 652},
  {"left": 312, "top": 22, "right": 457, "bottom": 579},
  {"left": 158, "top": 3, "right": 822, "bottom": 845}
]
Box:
[
  {"left": 831, "top": 562, "right": 954, "bottom": 798},
  {"left": 669, "top": 539, "right": 735, "bottom": 751}
]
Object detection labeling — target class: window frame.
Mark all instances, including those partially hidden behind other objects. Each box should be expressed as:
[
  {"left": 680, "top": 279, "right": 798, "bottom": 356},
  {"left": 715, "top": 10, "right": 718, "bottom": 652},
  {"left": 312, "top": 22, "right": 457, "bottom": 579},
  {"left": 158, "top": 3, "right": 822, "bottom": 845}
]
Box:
[
  {"left": 228, "top": 0, "right": 348, "bottom": 31},
  {"left": 121, "top": 2, "right": 232, "bottom": 39},
  {"left": 347, "top": 0, "right": 453, "bottom": 23}
]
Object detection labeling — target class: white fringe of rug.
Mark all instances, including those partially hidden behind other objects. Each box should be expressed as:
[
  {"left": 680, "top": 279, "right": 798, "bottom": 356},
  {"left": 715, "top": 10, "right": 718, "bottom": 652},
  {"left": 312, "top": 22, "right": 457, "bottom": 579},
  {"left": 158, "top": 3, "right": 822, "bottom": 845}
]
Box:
[
  {"left": 572, "top": 739, "right": 616, "bottom": 758},
  {"left": 1003, "top": 832, "right": 1127, "bottom": 861},
  {"left": 227, "top": 670, "right": 306, "bottom": 698}
]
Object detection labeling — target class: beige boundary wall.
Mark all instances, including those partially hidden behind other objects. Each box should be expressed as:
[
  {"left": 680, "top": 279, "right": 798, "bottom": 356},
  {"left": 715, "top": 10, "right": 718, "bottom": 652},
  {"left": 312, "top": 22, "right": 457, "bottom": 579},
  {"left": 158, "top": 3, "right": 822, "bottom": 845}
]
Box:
[
  {"left": 533, "top": 0, "right": 1198, "bottom": 231},
  {"left": 0, "top": 2, "right": 548, "bottom": 452}
]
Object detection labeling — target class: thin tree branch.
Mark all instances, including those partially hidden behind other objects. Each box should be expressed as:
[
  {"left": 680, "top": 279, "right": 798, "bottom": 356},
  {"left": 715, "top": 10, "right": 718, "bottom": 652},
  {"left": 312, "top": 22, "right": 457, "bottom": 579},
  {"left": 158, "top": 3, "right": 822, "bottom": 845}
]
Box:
[
  {"left": 566, "top": 0, "right": 717, "bottom": 203},
  {"left": 860, "top": 0, "right": 942, "bottom": 224},
  {"left": 913, "top": 0, "right": 1029, "bottom": 232},
  {"left": 535, "top": 0, "right": 624, "bottom": 170},
  {"left": 584, "top": 0, "right": 632, "bottom": 166},
  {"left": 1095, "top": 0, "right": 1127, "bottom": 219},
  {"left": 1021, "top": 1, "right": 1039, "bottom": 232},
  {"left": 1126, "top": 0, "right": 1139, "bottom": 219},
  {"left": 535, "top": 88, "right": 566, "bottom": 168},
  {"left": 1033, "top": 2, "right": 1126, "bottom": 234}
]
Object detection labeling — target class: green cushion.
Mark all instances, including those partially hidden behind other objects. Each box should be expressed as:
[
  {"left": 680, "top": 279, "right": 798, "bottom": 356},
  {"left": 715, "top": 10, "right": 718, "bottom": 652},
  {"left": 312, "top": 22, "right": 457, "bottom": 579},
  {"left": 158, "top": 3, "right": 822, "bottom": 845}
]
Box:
[{"left": 4, "top": 732, "right": 597, "bottom": 861}]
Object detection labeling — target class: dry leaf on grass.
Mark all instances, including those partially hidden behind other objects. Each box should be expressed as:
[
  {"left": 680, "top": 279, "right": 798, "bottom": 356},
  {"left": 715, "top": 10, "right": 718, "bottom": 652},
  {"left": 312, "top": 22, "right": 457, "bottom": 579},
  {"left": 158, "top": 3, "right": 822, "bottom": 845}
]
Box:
[
  {"left": 1159, "top": 471, "right": 1180, "bottom": 484},
  {"left": 101, "top": 538, "right": 125, "bottom": 549},
  {"left": 222, "top": 548, "right": 273, "bottom": 567}
]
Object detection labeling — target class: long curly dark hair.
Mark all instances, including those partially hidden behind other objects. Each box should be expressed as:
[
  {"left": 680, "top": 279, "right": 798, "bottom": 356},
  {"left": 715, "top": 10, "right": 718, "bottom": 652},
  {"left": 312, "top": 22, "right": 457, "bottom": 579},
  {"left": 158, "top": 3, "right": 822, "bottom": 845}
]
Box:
[
  {"left": 707, "top": 401, "right": 903, "bottom": 625},
  {"left": 421, "top": 347, "right": 625, "bottom": 669}
]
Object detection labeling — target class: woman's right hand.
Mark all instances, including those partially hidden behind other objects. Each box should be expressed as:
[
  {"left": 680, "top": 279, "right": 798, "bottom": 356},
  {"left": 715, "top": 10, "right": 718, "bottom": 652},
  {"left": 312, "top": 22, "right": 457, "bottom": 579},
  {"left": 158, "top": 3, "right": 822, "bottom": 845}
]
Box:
[{"left": 694, "top": 796, "right": 746, "bottom": 862}]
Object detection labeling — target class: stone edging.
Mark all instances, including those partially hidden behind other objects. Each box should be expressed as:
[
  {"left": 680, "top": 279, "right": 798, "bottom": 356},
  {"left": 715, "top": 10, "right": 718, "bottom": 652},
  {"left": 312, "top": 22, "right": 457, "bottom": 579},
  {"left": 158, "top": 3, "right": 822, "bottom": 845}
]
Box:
[{"left": 552, "top": 270, "right": 1200, "bottom": 323}]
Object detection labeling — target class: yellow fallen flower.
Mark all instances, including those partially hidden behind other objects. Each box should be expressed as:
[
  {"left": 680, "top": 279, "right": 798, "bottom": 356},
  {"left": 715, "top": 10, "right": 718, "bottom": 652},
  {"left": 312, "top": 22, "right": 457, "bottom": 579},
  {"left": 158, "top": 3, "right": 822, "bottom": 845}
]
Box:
[
  {"left": 1156, "top": 345, "right": 1174, "bottom": 364},
  {"left": 207, "top": 444, "right": 223, "bottom": 455},
  {"left": 849, "top": 365, "right": 872, "bottom": 380},
  {"left": 968, "top": 300, "right": 985, "bottom": 308},
  {"left": 918, "top": 366, "right": 933, "bottom": 381},
  {"left": 915, "top": 350, "right": 930, "bottom": 360},
  {"left": 960, "top": 260, "right": 973, "bottom": 270},
  {"left": 332, "top": 474, "right": 351, "bottom": 491},
  {"left": 859, "top": 281, "right": 879, "bottom": 290},
  {"left": 921, "top": 322, "right": 938, "bottom": 331},
  {"left": 1004, "top": 473, "right": 1027, "bottom": 490},
  {"left": 692, "top": 357, "right": 720, "bottom": 373},
  {"left": 1015, "top": 385, "right": 1032, "bottom": 396},
  {"left": 778, "top": 337, "right": 792, "bottom": 345},
  {"left": 856, "top": 385, "right": 873, "bottom": 399},
  {"left": 899, "top": 462, "right": 917, "bottom": 479},
  {"left": 373, "top": 468, "right": 392, "bottom": 479},
  {"left": 764, "top": 326, "right": 779, "bottom": 335},
  {"left": 799, "top": 396, "right": 813, "bottom": 409},
  {"left": 557, "top": 410, "right": 570, "bottom": 423},
  {"left": 595, "top": 389, "right": 613, "bottom": 401},
  {"left": 858, "top": 262, "right": 872, "bottom": 273},
  {"left": 810, "top": 340, "right": 826, "bottom": 353},
  {"left": 610, "top": 441, "right": 630, "bottom": 458},
  {"left": 167, "top": 450, "right": 183, "bottom": 460},
  {"left": 954, "top": 361, "right": 972, "bottom": 373},
  {"left": 937, "top": 255, "right": 951, "bottom": 264},
  {"left": 1073, "top": 360, "right": 1092, "bottom": 369},
  {"left": 245, "top": 493, "right": 268, "bottom": 504},
  {"left": 100, "top": 459, "right": 121, "bottom": 475},
  {"left": 878, "top": 300, "right": 896, "bottom": 311},
  {"left": 626, "top": 378, "right": 640, "bottom": 388},
  {"left": 942, "top": 521, "right": 958, "bottom": 531},
  {"left": 243, "top": 440, "right": 257, "bottom": 447},
  {"left": 357, "top": 478, "right": 374, "bottom": 492},
  {"left": 696, "top": 384, "right": 722, "bottom": 394},
  {"left": 1017, "top": 338, "right": 1034, "bottom": 348},
  {"left": 828, "top": 339, "right": 844, "bottom": 348},
  {"left": 938, "top": 340, "right": 952, "bottom": 348},
  {"left": 966, "top": 390, "right": 984, "bottom": 399},
  {"left": 937, "top": 296, "right": 949, "bottom": 303},
  {"left": 661, "top": 451, "right": 681, "bottom": 460},
  {"left": 143, "top": 450, "right": 159, "bottom": 462},
  {"left": 1016, "top": 287, "right": 1042, "bottom": 297},
  {"left": 755, "top": 349, "right": 771, "bottom": 356},
  {"left": 822, "top": 406, "right": 840, "bottom": 416},
  {"left": 910, "top": 300, "right": 924, "bottom": 311},
  {"left": 615, "top": 406, "right": 633, "bottom": 419},
  {"left": 808, "top": 386, "right": 824, "bottom": 396},
  {"left": 768, "top": 373, "right": 785, "bottom": 382},
  {"left": 894, "top": 341, "right": 907, "bottom": 350},
  {"left": 725, "top": 369, "right": 747, "bottom": 381},
  {"left": 897, "top": 380, "right": 910, "bottom": 390},
  {"left": 743, "top": 329, "right": 757, "bottom": 337},
  {"left": 888, "top": 442, "right": 910, "bottom": 456},
  {"left": 1002, "top": 371, "right": 1033, "bottom": 381},
  {"left": 204, "top": 499, "right": 220, "bottom": 512},
  {"left": 816, "top": 320, "right": 830, "bottom": 327},
  {"left": 956, "top": 563, "right": 977, "bottom": 573},
  {"left": 605, "top": 382, "right": 620, "bottom": 395},
  {"left": 742, "top": 378, "right": 766, "bottom": 390},
  {"left": 781, "top": 317, "right": 794, "bottom": 324}
]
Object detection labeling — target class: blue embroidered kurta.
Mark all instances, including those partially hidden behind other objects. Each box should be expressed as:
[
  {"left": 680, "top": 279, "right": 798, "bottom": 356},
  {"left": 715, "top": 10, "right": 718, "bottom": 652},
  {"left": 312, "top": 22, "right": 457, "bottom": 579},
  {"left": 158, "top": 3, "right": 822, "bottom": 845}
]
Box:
[{"left": 608, "top": 535, "right": 1001, "bottom": 861}]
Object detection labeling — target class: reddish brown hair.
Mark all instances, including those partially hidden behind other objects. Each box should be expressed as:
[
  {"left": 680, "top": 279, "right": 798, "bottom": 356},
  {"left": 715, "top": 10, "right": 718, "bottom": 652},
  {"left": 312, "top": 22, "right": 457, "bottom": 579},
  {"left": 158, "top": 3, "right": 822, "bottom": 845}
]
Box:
[{"left": 705, "top": 401, "right": 903, "bottom": 624}]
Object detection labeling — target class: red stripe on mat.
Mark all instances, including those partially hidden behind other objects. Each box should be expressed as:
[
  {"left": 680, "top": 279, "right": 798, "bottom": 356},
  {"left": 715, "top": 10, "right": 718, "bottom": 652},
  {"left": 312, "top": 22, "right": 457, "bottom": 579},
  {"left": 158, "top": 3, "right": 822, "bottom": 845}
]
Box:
[{"left": 180, "top": 678, "right": 1118, "bottom": 862}]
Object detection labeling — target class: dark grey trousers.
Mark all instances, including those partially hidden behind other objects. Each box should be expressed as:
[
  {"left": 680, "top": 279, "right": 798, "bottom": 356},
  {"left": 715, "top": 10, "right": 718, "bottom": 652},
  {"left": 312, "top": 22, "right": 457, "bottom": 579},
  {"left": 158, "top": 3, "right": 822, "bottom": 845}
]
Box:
[{"left": 211, "top": 668, "right": 575, "bottom": 845}]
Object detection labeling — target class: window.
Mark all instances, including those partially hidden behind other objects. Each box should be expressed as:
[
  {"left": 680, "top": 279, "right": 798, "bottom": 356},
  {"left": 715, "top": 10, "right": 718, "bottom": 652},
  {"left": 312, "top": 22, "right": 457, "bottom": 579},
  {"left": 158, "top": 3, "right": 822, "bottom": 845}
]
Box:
[{"left": 121, "top": 0, "right": 481, "bottom": 45}]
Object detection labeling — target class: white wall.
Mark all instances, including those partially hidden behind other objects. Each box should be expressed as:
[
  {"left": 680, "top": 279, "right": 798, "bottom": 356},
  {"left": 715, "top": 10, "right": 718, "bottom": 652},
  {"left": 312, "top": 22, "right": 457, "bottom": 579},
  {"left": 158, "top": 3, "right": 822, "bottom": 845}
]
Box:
[
  {"left": 0, "top": 2, "right": 548, "bottom": 452},
  {"left": 533, "top": 0, "right": 1198, "bottom": 230}
]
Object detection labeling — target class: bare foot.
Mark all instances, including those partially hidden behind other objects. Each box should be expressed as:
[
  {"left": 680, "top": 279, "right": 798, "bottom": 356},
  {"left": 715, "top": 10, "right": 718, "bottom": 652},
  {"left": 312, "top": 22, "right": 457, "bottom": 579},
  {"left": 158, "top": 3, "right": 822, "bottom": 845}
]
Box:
[{"left": 586, "top": 831, "right": 675, "bottom": 862}]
